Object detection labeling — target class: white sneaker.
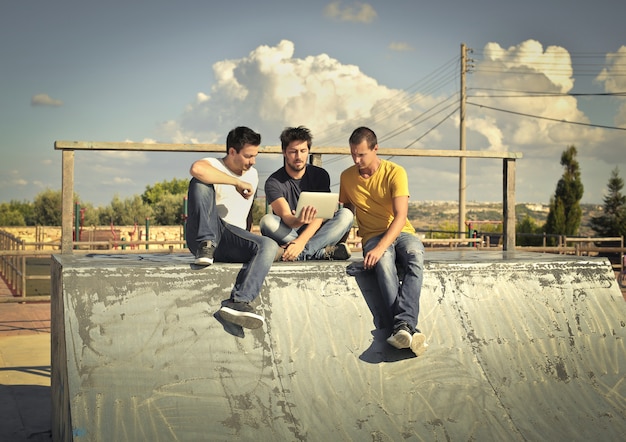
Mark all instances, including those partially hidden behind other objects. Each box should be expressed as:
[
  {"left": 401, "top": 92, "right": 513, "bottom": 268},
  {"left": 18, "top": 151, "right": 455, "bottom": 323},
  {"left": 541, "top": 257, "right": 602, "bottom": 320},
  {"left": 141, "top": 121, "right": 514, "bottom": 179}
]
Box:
[{"left": 386, "top": 327, "right": 412, "bottom": 349}]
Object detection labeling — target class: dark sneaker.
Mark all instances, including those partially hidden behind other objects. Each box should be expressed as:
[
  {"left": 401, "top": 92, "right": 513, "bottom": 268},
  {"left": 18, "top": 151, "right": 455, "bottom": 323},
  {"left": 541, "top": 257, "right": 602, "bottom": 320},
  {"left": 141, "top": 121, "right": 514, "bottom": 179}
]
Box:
[
  {"left": 324, "top": 242, "right": 351, "bottom": 260},
  {"left": 410, "top": 332, "right": 428, "bottom": 357},
  {"left": 218, "top": 299, "right": 265, "bottom": 329},
  {"left": 194, "top": 241, "right": 215, "bottom": 266},
  {"left": 386, "top": 323, "right": 412, "bottom": 349}
]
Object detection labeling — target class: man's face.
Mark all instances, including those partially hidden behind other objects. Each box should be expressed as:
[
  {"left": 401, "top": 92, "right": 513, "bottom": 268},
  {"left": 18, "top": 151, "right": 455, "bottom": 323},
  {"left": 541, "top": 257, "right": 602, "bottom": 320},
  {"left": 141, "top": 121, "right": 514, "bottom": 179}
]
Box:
[
  {"left": 350, "top": 140, "right": 377, "bottom": 171},
  {"left": 283, "top": 140, "right": 309, "bottom": 173},
  {"left": 230, "top": 143, "right": 258, "bottom": 175}
]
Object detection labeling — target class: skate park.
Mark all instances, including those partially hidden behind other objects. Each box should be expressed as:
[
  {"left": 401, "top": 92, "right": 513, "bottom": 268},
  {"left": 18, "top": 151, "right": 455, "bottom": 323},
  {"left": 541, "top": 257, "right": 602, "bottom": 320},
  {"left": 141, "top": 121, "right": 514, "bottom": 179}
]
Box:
[
  {"left": 49, "top": 249, "right": 625, "bottom": 441},
  {"left": 2, "top": 141, "right": 619, "bottom": 440}
]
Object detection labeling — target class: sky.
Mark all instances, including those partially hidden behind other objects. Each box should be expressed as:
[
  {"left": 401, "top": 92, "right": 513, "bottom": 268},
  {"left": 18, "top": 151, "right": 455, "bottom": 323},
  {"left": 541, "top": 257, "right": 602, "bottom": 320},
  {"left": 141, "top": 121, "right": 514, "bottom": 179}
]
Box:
[{"left": 1, "top": 0, "right": 625, "bottom": 208}]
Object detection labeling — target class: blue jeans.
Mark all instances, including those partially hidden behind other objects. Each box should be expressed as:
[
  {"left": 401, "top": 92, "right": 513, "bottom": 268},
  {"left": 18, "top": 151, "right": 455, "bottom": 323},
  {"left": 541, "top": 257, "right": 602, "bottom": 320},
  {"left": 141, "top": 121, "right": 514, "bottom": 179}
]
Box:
[
  {"left": 186, "top": 178, "right": 278, "bottom": 303},
  {"left": 362, "top": 232, "right": 424, "bottom": 332},
  {"left": 259, "top": 208, "right": 353, "bottom": 260}
]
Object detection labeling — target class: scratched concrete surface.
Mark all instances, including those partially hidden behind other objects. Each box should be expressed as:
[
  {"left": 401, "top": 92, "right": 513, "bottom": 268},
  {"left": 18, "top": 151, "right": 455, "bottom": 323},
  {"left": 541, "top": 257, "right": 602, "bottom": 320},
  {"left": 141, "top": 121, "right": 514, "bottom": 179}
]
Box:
[{"left": 51, "top": 251, "right": 626, "bottom": 441}]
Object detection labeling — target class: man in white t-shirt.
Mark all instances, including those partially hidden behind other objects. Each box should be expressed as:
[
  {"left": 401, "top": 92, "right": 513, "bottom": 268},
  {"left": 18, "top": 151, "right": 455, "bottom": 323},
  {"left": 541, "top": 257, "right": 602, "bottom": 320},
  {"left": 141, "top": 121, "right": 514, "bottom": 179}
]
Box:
[{"left": 186, "top": 126, "right": 279, "bottom": 330}]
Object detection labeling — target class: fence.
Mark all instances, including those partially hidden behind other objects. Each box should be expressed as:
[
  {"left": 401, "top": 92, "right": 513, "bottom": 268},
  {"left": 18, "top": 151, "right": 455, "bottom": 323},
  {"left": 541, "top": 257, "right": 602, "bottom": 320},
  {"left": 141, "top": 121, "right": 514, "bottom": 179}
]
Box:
[
  {"left": 2, "top": 225, "right": 625, "bottom": 302},
  {"left": 54, "top": 141, "right": 523, "bottom": 253},
  {"left": 0, "top": 227, "right": 187, "bottom": 302}
]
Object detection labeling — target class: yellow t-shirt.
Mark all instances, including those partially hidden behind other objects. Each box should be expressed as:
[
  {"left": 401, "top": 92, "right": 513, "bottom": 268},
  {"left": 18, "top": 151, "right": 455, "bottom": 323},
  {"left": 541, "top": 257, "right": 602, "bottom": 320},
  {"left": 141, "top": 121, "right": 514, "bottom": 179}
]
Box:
[{"left": 339, "top": 160, "right": 415, "bottom": 245}]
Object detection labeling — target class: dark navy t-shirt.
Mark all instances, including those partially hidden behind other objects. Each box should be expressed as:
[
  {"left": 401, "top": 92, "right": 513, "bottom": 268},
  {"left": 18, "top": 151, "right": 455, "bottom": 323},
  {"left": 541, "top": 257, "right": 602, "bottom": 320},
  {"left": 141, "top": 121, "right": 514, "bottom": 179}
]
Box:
[{"left": 265, "top": 165, "right": 331, "bottom": 211}]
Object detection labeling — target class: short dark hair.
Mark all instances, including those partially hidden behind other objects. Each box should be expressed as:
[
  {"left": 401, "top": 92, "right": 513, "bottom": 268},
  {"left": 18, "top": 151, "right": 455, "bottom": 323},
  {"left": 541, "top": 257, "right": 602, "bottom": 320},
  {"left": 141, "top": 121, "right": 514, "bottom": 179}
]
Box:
[
  {"left": 349, "top": 126, "right": 377, "bottom": 150},
  {"left": 279, "top": 126, "right": 313, "bottom": 151},
  {"left": 226, "top": 126, "right": 261, "bottom": 153}
]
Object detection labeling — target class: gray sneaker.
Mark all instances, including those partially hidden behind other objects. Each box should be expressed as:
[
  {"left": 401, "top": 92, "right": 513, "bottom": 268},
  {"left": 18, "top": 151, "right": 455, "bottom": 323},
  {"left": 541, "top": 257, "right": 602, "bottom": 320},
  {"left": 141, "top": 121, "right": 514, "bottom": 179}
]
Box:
[
  {"left": 410, "top": 332, "right": 428, "bottom": 357},
  {"left": 218, "top": 299, "right": 265, "bottom": 329},
  {"left": 194, "top": 241, "right": 215, "bottom": 266},
  {"left": 324, "top": 242, "right": 351, "bottom": 260},
  {"left": 386, "top": 323, "right": 412, "bottom": 349}
]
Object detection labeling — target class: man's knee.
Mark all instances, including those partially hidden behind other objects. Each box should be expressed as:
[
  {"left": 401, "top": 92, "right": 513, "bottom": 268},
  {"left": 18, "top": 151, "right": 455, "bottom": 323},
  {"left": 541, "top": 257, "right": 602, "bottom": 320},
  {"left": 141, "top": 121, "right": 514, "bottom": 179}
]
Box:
[
  {"left": 259, "top": 214, "right": 280, "bottom": 235},
  {"left": 336, "top": 207, "right": 354, "bottom": 227},
  {"left": 188, "top": 179, "right": 215, "bottom": 204}
]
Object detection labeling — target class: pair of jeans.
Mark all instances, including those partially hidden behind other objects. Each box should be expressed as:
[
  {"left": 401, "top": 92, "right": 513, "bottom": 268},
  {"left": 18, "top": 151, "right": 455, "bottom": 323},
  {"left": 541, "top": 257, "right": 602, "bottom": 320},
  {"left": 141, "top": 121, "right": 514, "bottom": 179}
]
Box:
[
  {"left": 259, "top": 208, "right": 353, "bottom": 260},
  {"left": 362, "top": 232, "right": 424, "bottom": 331},
  {"left": 186, "top": 178, "right": 278, "bottom": 303}
]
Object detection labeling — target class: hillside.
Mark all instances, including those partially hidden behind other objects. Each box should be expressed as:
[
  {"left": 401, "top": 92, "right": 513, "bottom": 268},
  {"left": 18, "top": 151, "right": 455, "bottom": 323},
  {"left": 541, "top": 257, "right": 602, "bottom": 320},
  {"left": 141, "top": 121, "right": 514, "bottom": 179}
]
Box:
[{"left": 408, "top": 201, "right": 603, "bottom": 237}]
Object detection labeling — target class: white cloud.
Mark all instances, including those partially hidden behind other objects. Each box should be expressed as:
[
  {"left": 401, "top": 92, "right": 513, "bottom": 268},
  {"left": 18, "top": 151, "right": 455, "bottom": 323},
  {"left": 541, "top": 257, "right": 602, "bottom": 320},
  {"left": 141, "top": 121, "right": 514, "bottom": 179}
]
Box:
[
  {"left": 596, "top": 45, "right": 626, "bottom": 126},
  {"left": 112, "top": 177, "right": 134, "bottom": 184},
  {"left": 92, "top": 151, "right": 149, "bottom": 162},
  {"left": 389, "top": 42, "right": 414, "bottom": 52},
  {"left": 162, "top": 39, "right": 404, "bottom": 145},
  {"left": 596, "top": 46, "right": 626, "bottom": 93},
  {"left": 469, "top": 40, "right": 602, "bottom": 157},
  {"left": 31, "top": 93, "right": 63, "bottom": 107},
  {"left": 324, "top": 1, "right": 377, "bottom": 23},
  {"left": 155, "top": 39, "right": 623, "bottom": 204}
]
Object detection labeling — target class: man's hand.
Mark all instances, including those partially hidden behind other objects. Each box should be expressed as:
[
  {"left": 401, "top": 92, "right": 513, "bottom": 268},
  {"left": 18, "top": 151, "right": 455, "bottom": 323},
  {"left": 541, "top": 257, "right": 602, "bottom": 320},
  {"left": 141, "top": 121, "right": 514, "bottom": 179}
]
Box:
[
  {"left": 235, "top": 181, "right": 254, "bottom": 199},
  {"left": 293, "top": 205, "right": 317, "bottom": 224},
  {"left": 281, "top": 240, "right": 305, "bottom": 261},
  {"left": 363, "top": 246, "right": 385, "bottom": 270}
]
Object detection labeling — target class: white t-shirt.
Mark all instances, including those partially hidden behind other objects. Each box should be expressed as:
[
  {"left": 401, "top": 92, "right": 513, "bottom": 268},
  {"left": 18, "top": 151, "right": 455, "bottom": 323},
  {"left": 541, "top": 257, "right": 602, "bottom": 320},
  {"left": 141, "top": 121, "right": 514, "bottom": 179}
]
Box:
[{"left": 204, "top": 157, "right": 258, "bottom": 230}]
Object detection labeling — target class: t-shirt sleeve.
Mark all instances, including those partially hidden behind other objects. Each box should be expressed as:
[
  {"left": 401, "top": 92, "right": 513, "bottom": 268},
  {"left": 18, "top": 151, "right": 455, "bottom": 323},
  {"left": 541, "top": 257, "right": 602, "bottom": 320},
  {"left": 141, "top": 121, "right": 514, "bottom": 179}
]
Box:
[
  {"left": 390, "top": 165, "right": 410, "bottom": 198},
  {"left": 264, "top": 175, "right": 282, "bottom": 204}
]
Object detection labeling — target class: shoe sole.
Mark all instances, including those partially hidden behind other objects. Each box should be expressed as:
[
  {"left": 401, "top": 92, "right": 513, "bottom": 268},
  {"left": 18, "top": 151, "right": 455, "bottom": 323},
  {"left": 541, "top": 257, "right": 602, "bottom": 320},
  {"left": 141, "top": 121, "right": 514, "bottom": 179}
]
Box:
[
  {"left": 386, "top": 329, "right": 412, "bottom": 349},
  {"left": 410, "top": 333, "right": 427, "bottom": 356},
  {"left": 194, "top": 257, "right": 214, "bottom": 266},
  {"left": 219, "top": 306, "right": 265, "bottom": 329}
]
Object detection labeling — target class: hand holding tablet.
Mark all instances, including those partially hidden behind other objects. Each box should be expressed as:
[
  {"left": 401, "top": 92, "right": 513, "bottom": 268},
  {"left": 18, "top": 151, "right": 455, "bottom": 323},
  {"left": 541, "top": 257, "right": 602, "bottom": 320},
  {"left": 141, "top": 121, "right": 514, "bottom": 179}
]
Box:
[{"left": 294, "top": 192, "right": 339, "bottom": 220}]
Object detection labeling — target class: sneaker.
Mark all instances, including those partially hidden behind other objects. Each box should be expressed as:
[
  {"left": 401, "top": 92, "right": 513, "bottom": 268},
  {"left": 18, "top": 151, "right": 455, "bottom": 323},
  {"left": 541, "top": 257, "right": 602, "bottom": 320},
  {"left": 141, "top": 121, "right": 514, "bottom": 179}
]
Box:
[
  {"left": 410, "top": 332, "right": 428, "bottom": 357},
  {"left": 386, "top": 323, "right": 412, "bottom": 349},
  {"left": 218, "top": 299, "right": 265, "bottom": 329},
  {"left": 194, "top": 241, "right": 215, "bottom": 266},
  {"left": 324, "top": 242, "right": 351, "bottom": 260}
]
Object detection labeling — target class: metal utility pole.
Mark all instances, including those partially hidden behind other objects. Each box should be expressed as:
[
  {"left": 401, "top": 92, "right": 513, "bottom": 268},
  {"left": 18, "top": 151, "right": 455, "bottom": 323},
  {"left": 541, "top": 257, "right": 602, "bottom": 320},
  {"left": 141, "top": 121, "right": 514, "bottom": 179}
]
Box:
[{"left": 458, "top": 43, "right": 470, "bottom": 238}]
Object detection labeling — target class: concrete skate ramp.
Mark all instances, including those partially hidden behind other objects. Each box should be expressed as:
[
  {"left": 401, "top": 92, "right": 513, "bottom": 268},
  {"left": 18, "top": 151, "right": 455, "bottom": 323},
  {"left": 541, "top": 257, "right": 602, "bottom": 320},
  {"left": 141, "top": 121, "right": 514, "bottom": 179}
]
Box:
[{"left": 51, "top": 251, "right": 626, "bottom": 441}]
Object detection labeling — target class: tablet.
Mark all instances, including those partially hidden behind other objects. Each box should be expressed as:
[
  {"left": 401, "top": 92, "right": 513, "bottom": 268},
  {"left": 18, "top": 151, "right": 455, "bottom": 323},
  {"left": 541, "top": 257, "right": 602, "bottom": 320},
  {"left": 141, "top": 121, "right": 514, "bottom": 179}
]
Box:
[{"left": 295, "top": 192, "right": 339, "bottom": 220}]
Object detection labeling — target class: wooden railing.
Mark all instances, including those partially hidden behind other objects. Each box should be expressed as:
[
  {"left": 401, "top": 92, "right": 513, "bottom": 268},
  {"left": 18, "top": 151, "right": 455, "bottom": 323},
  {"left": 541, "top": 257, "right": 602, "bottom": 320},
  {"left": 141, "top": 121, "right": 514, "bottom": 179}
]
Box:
[
  {"left": 54, "top": 141, "right": 523, "bottom": 253},
  {"left": 0, "top": 235, "right": 188, "bottom": 302}
]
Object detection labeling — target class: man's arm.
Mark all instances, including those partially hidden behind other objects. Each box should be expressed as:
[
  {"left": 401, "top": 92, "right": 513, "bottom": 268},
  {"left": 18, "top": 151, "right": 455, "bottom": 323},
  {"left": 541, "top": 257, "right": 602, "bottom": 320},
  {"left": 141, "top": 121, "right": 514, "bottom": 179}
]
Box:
[
  {"left": 190, "top": 159, "right": 253, "bottom": 199},
  {"left": 270, "top": 197, "right": 323, "bottom": 261},
  {"left": 362, "top": 195, "right": 409, "bottom": 270}
]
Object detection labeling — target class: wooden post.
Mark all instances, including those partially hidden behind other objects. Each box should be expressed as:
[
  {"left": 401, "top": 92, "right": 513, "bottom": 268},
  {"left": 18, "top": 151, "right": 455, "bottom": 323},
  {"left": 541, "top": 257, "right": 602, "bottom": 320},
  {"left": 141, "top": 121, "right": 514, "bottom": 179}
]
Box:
[
  {"left": 503, "top": 158, "right": 516, "bottom": 251},
  {"left": 309, "top": 153, "right": 322, "bottom": 167},
  {"left": 61, "top": 150, "right": 75, "bottom": 254}
]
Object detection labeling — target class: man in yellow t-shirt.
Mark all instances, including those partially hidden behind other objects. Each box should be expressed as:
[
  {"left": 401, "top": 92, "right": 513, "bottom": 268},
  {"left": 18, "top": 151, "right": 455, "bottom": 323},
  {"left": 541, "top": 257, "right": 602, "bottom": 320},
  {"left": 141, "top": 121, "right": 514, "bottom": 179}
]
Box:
[{"left": 339, "top": 127, "right": 426, "bottom": 356}]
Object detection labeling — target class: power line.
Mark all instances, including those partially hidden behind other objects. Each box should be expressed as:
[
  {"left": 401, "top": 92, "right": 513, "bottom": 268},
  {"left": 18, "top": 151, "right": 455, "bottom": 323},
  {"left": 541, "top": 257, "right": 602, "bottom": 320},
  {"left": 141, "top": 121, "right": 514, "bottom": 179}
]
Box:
[
  {"left": 468, "top": 88, "right": 626, "bottom": 98},
  {"left": 467, "top": 102, "right": 626, "bottom": 131}
]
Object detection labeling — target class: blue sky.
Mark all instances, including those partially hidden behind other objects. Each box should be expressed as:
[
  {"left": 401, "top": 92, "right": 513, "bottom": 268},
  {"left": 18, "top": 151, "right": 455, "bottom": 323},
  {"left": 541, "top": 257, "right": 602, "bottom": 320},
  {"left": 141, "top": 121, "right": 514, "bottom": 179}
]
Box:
[{"left": 2, "top": 0, "right": 625, "bottom": 207}]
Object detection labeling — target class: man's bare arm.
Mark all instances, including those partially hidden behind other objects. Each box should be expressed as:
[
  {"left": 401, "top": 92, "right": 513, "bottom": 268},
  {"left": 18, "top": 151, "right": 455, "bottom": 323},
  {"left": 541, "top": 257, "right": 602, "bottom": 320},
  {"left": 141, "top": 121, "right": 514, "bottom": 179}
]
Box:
[{"left": 190, "top": 159, "right": 253, "bottom": 199}]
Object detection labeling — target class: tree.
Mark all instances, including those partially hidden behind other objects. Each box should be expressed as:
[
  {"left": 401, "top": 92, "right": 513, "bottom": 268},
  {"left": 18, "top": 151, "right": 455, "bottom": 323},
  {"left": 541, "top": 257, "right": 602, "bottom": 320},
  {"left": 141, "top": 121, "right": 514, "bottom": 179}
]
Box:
[
  {"left": 544, "top": 146, "right": 584, "bottom": 239},
  {"left": 0, "top": 202, "right": 26, "bottom": 226},
  {"left": 138, "top": 178, "right": 189, "bottom": 225},
  {"left": 141, "top": 178, "right": 189, "bottom": 205},
  {"left": 516, "top": 214, "right": 543, "bottom": 246},
  {"left": 152, "top": 193, "right": 185, "bottom": 225},
  {"left": 590, "top": 167, "right": 626, "bottom": 237},
  {"left": 33, "top": 189, "right": 63, "bottom": 226},
  {"left": 97, "top": 195, "right": 153, "bottom": 226}
]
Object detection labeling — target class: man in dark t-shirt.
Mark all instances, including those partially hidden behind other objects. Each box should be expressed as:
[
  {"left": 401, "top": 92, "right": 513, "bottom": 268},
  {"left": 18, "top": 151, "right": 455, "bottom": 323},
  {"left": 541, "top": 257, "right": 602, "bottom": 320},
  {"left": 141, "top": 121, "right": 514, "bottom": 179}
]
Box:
[{"left": 260, "top": 126, "right": 353, "bottom": 261}]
